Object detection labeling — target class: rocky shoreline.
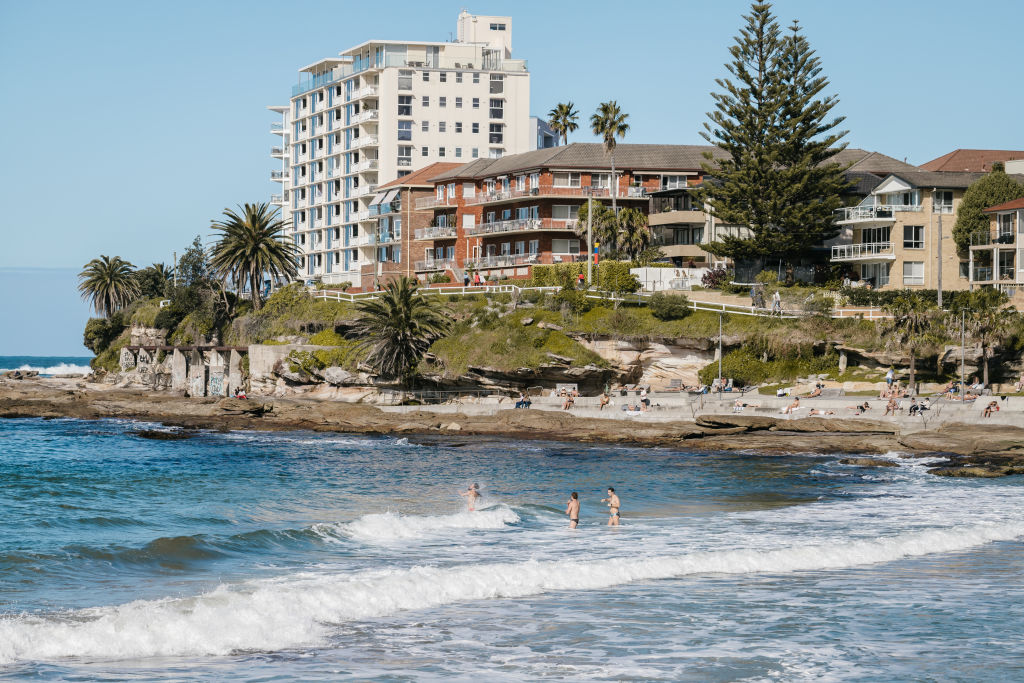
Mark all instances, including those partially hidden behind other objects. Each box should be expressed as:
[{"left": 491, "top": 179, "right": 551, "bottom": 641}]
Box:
[{"left": 1, "top": 379, "right": 1022, "bottom": 477}]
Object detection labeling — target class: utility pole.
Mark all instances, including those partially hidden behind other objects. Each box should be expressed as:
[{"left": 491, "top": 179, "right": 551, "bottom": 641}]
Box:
[
  {"left": 960, "top": 309, "right": 966, "bottom": 404},
  {"left": 717, "top": 312, "right": 723, "bottom": 390},
  {"left": 586, "top": 188, "right": 593, "bottom": 286},
  {"left": 937, "top": 211, "right": 943, "bottom": 308},
  {"left": 172, "top": 251, "right": 177, "bottom": 289}
]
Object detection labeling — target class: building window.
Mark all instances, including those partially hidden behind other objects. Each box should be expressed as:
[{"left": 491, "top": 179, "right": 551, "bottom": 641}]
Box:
[
  {"left": 490, "top": 22, "right": 506, "bottom": 30},
  {"left": 422, "top": 146, "right": 429, "bottom": 157},
  {"left": 462, "top": 182, "right": 475, "bottom": 198},
  {"left": 455, "top": 122, "right": 462, "bottom": 133},
  {"left": 397, "top": 120, "right": 412, "bottom": 141},
  {"left": 439, "top": 72, "right": 447, "bottom": 83},
  {"left": 489, "top": 123, "right": 503, "bottom": 144},
  {"left": 421, "top": 120, "right": 429, "bottom": 132},
  {"left": 397, "top": 95, "right": 412, "bottom": 116},
  {"left": 472, "top": 73, "right": 480, "bottom": 84},
  {"left": 455, "top": 72, "right": 463, "bottom": 83},
  {"left": 553, "top": 172, "right": 582, "bottom": 188},
  {"left": 447, "top": 183, "right": 456, "bottom": 199},
  {"left": 501, "top": 208, "right": 512, "bottom": 220},
  {"left": 471, "top": 123, "right": 480, "bottom": 134},
  {"left": 422, "top": 96, "right": 429, "bottom": 107},
  {"left": 489, "top": 99, "right": 504, "bottom": 119},
  {"left": 903, "top": 261, "right": 924, "bottom": 286},
  {"left": 490, "top": 74, "right": 504, "bottom": 94},
  {"left": 455, "top": 147, "right": 462, "bottom": 158},
  {"left": 422, "top": 71, "right": 429, "bottom": 82},
  {"left": 903, "top": 225, "right": 924, "bottom": 249},
  {"left": 455, "top": 97, "right": 464, "bottom": 109},
  {"left": 439, "top": 96, "right": 447, "bottom": 108},
  {"left": 472, "top": 148, "right": 479, "bottom": 158},
  {"left": 439, "top": 121, "right": 446, "bottom": 133},
  {"left": 552, "top": 239, "right": 581, "bottom": 254},
  {"left": 934, "top": 190, "right": 954, "bottom": 213},
  {"left": 552, "top": 205, "right": 577, "bottom": 220},
  {"left": 398, "top": 70, "right": 412, "bottom": 90},
  {"left": 397, "top": 146, "right": 412, "bottom": 167},
  {"left": 472, "top": 97, "right": 480, "bottom": 109},
  {"left": 438, "top": 147, "right": 446, "bottom": 157}
]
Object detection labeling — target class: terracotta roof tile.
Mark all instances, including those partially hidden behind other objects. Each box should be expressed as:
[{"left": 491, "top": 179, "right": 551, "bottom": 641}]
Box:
[
  {"left": 378, "top": 162, "right": 463, "bottom": 188},
  {"left": 983, "top": 197, "right": 1024, "bottom": 213},
  {"left": 920, "top": 149, "right": 1024, "bottom": 172}
]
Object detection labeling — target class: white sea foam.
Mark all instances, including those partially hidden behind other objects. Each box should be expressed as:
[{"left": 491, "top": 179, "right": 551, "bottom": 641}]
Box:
[
  {"left": 316, "top": 504, "right": 521, "bottom": 543},
  {"left": 0, "top": 362, "right": 91, "bottom": 376},
  {"left": 1, "top": 521, "right": 1021, "bottom": 666}
]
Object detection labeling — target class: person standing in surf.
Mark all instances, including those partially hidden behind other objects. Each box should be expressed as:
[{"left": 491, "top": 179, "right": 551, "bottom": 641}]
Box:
[
  {"left": 602, "top": 487, "right": 620, "bottom": 526},
  {"left": 460, "top": 483, "right": 481, "bottom": 511},
  {"left": 566, "top": 492, "right": 580, "bottom": 529}
]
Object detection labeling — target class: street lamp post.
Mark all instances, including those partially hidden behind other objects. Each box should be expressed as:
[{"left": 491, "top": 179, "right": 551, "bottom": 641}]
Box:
[
  {"left": 960, "top": 309, "right": 966, "bottom": 404},
  {"left": 718, "top": 312, "right": 723, "bottom": 391},
  {"left": 585, "top": 187, "right": 594, "bottom": 286}
]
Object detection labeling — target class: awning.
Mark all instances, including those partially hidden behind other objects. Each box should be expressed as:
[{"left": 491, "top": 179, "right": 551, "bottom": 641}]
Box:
[
  {"left": 382, "top": 189, "right": 400, "bottom": 205},
  {"left": 369, "top": 191, "right": 388, "bottom": 206}
]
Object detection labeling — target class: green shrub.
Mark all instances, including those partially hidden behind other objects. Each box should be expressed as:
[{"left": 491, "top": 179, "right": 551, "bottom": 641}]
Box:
[
  {"left": 754, "top": 270, "right": 779, "bottom": 286},
  {"left": 127, "top": 299, "right": 163, "bottom": 327},
  {"left": 90, "top": 329, "right": 131, "bottom": 373},
  {"left": 648, "top": 292, "right": 691, "bottom": 321},
  {"left": 287, "top": 350, "right": 323, "bottom": 375},
  {"left": 701, "top": 267, "right": 733, "bottom": 289},
  {"left": 153, "top": 306, "right": 184, "bottom": 331},
  {"left": 429, "top": 273, "right": 452, "bottom": 284},
  {"left": 309, "top": 329, "right": 346, "bottom": 346},
  {"left": 83, "top": 317, "right": 123, "bottom": 354}
]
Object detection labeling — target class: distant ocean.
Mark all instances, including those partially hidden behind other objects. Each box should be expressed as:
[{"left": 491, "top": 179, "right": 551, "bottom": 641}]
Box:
[{"left": 0, "top": 355, "right": 92, "bottom": 375}]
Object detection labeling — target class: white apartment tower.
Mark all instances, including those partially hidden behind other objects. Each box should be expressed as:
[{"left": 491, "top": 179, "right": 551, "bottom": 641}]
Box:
[{"left": 269, "top": 10, "right": 532, "bottom": 287}]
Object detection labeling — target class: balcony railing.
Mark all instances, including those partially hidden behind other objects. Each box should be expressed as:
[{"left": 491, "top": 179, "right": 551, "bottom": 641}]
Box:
[
  {"left": 465, "top": 218, "right": 577, "bottom": 237},
  {"left": 464, "top": 252, "right": 582, "bottom": 269},
  {"left": 352, "top": 159, "right": 378, "bottom": 173},
  {"left": 346, "top": 109, "right": 379, "bottom": 126},
  {"left": 270, "top": 146, "right": 285, "bottom": 156},
  {"left": 972, "top": 267, "right": 993, "bottom": 282},
  {"left": 349, "top": 86, "right": 378, "bottom": 101},
  {"left": 270, "top": 170, "right": 289, "bottom": 181},
  {"left": 415, "top": 196, "right": 449, "bottom": 209},
  {"left": 270, "top": 122, "right": 284, "bottom": 133},
  {"left": 970, "top": 230, "right": 1017, "bottom": 247},
  {"left": 369, "top": 202, "right": 399, "bottom": 217},
  {"left": 270, "top": 194, "right": 284, "bottom": 204},
  {"left": 415, "top": 258, "right": 455, "bottom": 271},
  {"left": 415, "top": 225, "right": 458, "bottom": 240},
  {"left": 351, "top": 184, "right": 378, "bottom": 198},
  {"left": 350, "top": 135, "right": 379, "bottom": 150},
  {"left": 463, "top": 186, "right": 611, "bottom": 206},
  {"left": 830, "top": 242, "right": 895, "bottom": 261},
  {"left": 835, "top": 204, "right": 922, "bottom": 223}
]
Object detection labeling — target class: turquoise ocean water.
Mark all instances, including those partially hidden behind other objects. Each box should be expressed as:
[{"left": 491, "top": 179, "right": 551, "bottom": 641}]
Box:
[{"left": 2, "top": 416, "right": 1024, "bottom": 680}]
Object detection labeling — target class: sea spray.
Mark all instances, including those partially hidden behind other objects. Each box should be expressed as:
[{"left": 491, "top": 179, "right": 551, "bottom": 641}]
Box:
[{"left": 2, "top": 521, "right": 1021, "bottom": 666}]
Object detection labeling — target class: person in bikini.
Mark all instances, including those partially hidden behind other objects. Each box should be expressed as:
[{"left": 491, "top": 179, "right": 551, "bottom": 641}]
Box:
[
  {"left": 566, "top": 492, "right": 580, "bottom": 529},
  {"left": 459, "top": 483, "right": 481, "bottom": 511},
  {"left": 602, "top": 487, "right": 621, "bottom": 526}
]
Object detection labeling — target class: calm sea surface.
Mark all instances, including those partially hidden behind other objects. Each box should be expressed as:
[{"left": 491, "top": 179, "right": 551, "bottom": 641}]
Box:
[{"left": 1, "top": 416, "right": 1023, "bottom": 681}]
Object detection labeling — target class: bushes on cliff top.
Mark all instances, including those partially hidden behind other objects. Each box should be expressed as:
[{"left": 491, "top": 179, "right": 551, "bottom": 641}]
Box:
[
  {"left": 529, "top": 262, "right": 639, "bottom": 294},
  {"left": 648, "top": 292, "right": 692, "bottom": 321},
  {"left": 698, "top": 347, "right": 839, "bottom": 387},
  {"left": 90, "top": 329, "right": 131, "bottom": 373}
]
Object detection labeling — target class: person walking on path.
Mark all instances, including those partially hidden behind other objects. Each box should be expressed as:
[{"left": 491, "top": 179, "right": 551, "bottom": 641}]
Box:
[
  {"left": 602, "top": 487, "right": 620, "bottom": 526},
  {"left": 886, "top": 367, "right": 895, "bottom": 389},
  {"left": 566, "top": 492, "right": 580, "bottom": 529},
  {"left": 771, "top": 290, "right": 782, "bottom": 316}
]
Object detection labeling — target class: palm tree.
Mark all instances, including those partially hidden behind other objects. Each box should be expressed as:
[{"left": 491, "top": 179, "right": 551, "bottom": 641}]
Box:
[
  {"left": 352, "top": 277, "right": 452, "bottom": 387},
  {"left": 616, "top": 207, "right": 651, "bottom": 261},
  {"left": 590, "top": 100, "right": 630, "bottom": 220},
  {"left": 950, "top": 289, "right": 1017, "bottom": 386},
  {"left": 574, "top": 201, "right": 618, "bottom": 252},
  {"left": 78, "top": 255, "right": 140, "bottom": 318},
  {"left": 881, "top": 292, "right": 937, "bottom": 393},
  {"left": 547, "top": 101, "right": 579, "bottom": 145},
  {"left": 209, "top": 203, "right": 300, "bottom": 310}
]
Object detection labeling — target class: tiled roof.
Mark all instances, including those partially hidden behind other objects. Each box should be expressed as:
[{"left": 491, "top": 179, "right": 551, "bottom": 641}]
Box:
[
  {"left": 845, "top": 171, "right": 884, "bottom": 195},
  {"left": 920, "top": 149, "right": 1024, "bottom": 172},
  {"left": 877, "top": 170, "right": 1024, "bottom": 190},
  {"left": 983, "top": 197, "right": 1024, "bottom": 213},
  {"left": 377, "top": 162, "right": 462, "bottom": 189},
  {"left": 428, "top": 143, "right": 916, "bottom": 183}
]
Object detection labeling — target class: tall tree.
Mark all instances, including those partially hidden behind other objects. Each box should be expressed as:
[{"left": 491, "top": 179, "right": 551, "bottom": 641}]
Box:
[
  {"left": 881, "top": 292, "right": 937, "bottom": 393},
  {"left": 574, "top": 200, "right": 618, "bottom": 253},
  {"left": 78, "top": 255, "right": 140, "bottom": 318},
  {"left": 948, "top": 288, "right": 1018, "bottom": 386},
  {"left": 135, "top": 262, "right": 172, "bottom": 299},
  {"left": 209, "top": 203, "right": 300, "bottom": 310},
  {"left": 952, "top": 168, "right": 1024, "bottom": 256},
  {"left": 590, "top": 101, "right": 630, "bottom": 220},
  {"left": 616, "top": 207, "right": 651, "bottom": 261},
  {"left": 547, "top": 102, "right": 579, "bottom": 145},
  {"left": 352, "top": 277, "right": 451, "bottom": 387},
  {"left": 695, "top": 3, "right": 848, "bottom": 264}
]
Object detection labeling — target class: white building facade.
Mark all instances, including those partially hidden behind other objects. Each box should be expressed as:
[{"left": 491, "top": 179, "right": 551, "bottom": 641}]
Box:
[{"left": 269, "top": 10, "right": 533, "bottom": 287}]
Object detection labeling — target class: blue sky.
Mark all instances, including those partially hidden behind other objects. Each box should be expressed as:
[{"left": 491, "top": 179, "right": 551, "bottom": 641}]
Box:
[{"left": 1, "top": 0, "right": 1021, "bottom": 353}]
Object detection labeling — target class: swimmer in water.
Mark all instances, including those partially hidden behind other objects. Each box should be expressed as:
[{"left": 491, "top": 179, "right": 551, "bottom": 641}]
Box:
[
  {"left": 566, "top": 491, "right": 580, "bottom": 529},
  {"left": 460, "top": 483, "right": 481, "bottom": 511},
  {"left": 601, "top": 487, "right": 620, "bottom": 526}
]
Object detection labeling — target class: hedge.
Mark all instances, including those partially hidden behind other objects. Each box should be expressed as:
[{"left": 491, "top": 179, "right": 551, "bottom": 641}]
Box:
[{"left": 530, "top": 261, "right": 639, "bottom": 294}]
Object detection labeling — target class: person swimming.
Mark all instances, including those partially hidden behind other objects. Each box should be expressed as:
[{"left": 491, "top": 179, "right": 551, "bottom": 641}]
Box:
[
  {"left": 566, "top": 492, "right": 580, "bottom": 529},
  {"left": 459, "top": 483, "right": 481, "bottom": 511},
  {"left": 601, "top": 487, "right": 620, "bottom": 526}
]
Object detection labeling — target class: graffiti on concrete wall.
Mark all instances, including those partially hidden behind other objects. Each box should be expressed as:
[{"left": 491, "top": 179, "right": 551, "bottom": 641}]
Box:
[{"left": 209, "top": 371, "right": 225, "bottom": 397}]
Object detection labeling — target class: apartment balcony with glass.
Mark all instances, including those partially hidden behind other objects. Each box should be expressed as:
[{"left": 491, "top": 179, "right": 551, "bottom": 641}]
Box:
[
  {"left": 415, "top": 225, "right": 458, "bottom": 240},
  {"left": 415, "top": 257, "right": 455, "bottom": 272},
  {"left": 465, "top": 217, "right": 578, "bottom": 237}
]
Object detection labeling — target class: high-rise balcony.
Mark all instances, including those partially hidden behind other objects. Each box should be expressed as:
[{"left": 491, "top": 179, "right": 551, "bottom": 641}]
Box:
[
  {"left": 351, "top": 184, "right": 378, "bottom": 199},
  {"left": 463, "top": 186, "right": 612, "bottom": 206},
  {"left": 463, "top": 252, "right": 581, "bottom": 269},
  {"left": 350, "top": 135, "right": 379, "bottom": 151},
  {"left": 270, "top": 194, "right": 284, "bottom": 205},
  {"left": 415, "top": 225, "right": 458, "bottom": 240},
  {"left": 465, "top": 218, "right": 578, "bottom": 237},
  {"left": 352, "top": 159, "right": 378, "bottom": 173},
  {"left": 270, "top": 146, "right": 286, "bottom": 158},
  {"left": 270, "top": 122, "right": 285, "bottom": 135},
  {"left": 345, "top": 109, "right": 379, "bottom": 127},
  {"left": 348, "top": 85, "right": 378, "bottom": 101},
  {"left": 835, "top": 204, "right": 922, "bottom": 224},
  {"left": 270, "top": 170, "right": 289, "bottom": 182},
  {"left": 830, "top": 242, "right": 895, "bottom": 262}
]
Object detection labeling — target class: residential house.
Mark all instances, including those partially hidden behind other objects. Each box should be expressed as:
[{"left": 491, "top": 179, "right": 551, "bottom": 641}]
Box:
[
  {"left": 969, "top": 197, "right": 1024, "bottom": 299},
  {"left": 921, "top": 149, "right": 1024, "bottom": 173}
]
